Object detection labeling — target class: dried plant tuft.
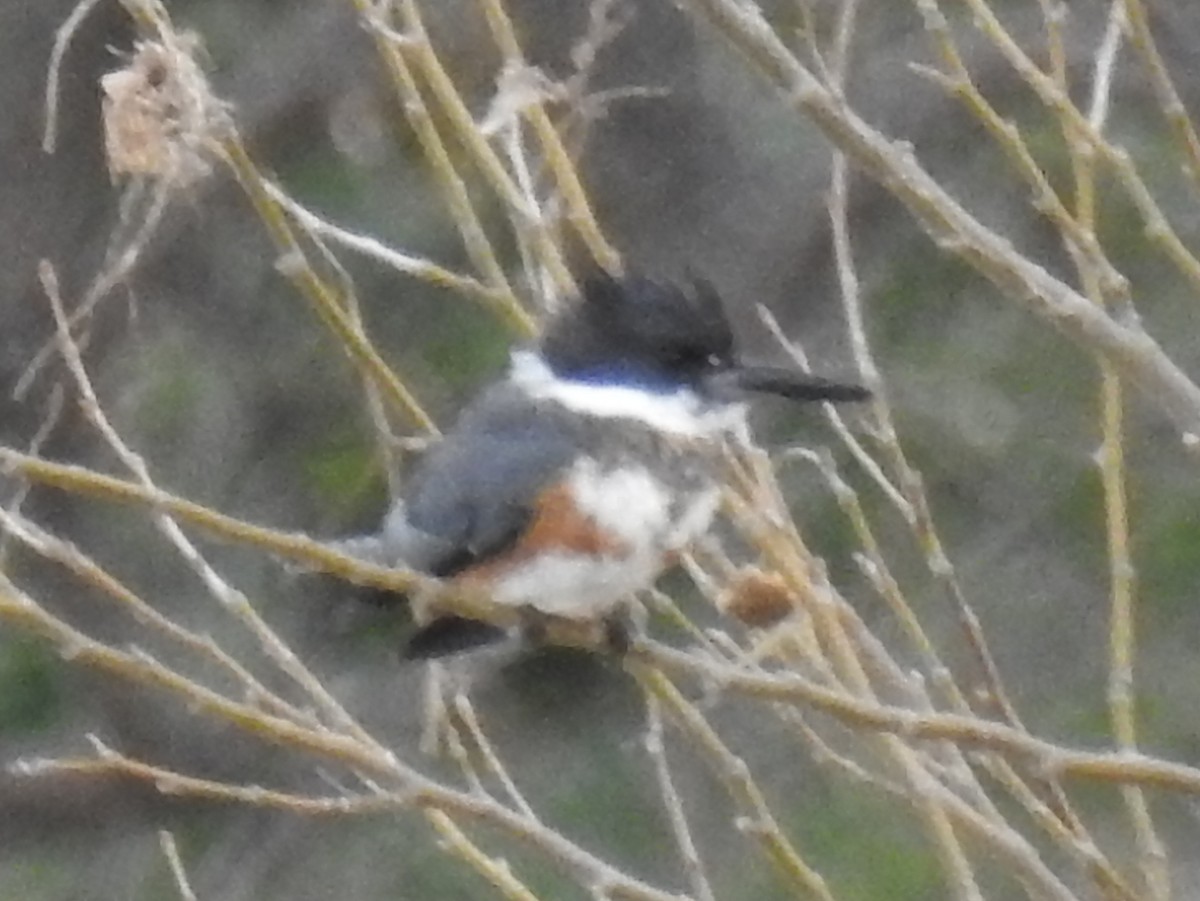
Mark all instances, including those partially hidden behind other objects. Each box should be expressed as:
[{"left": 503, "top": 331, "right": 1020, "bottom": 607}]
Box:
[{"left": 100, "top": 35, "right": 226, "bottom": 186}]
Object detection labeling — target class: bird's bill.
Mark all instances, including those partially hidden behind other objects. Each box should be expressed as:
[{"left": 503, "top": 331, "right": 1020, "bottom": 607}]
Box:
[{"left": 710, "top": 365, "right": 870, "bottom": 403}]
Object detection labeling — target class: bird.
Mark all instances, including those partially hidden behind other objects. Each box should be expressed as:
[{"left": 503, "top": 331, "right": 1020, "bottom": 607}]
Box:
[{"left": 341, "top": 270, "right": 869, "bottom": 658}]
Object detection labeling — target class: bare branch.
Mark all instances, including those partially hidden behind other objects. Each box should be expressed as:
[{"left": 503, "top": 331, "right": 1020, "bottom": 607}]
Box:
[{"left": 674, "top": 0, "right": 1200, "bottom": 439}]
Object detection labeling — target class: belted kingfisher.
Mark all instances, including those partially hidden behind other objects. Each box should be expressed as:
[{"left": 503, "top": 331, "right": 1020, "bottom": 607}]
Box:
[{"left": 344, "top": 271, "right": 868, "bottom": 658}]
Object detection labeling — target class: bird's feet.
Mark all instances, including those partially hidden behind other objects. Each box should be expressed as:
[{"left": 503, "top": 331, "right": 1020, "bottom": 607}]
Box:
[
  {"left": 513, "top": 604, "right": 641, "bottom": 656},
  {"left": 600, "top": 610, "right": 634, "bottom": 656}
]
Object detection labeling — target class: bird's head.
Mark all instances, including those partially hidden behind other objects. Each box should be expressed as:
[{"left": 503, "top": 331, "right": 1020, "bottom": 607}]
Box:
[{"left": 536, "top": 271, "right": 870, "bottom": 408}]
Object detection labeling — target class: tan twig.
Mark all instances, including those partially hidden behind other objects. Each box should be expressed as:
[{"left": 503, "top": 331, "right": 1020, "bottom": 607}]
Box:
[
  {"left": 673, "top": 0, "right": 1200, "bottom": 439},
  {"left": 645, "top": 586, "right": 730, "bottom": 663},
  {"left": 747, "top": 456, "right": 984, "bottom": 900},
  {"left": 975, "top": 9, "right": 1157, "bottom": 896},
  {"left": 725, "top": 438, "right": 986, "bottom": 898},
  {"left": 1121, "top": 0, "right": 1200, "bottom": 193},
  {"left": 11, "top": 727, "right": 691, "bottom": 901},
  {"left": 976, "top": 760, "right": 1138, "bottom": 901},
  {"left": 427, "top": 810, "right": 547, "bottom": 901},
  {"left": 725, "top": 629, "right": 1077, "bottom": 901},
  {"left": 0, "top": 443, "right": 625, "bottom": 646},
  {"left": 913, "top": 0, "right": 1128, "bottom": 302},
  {"left": 811, "top": 9, "right": 1092, "bottom": 859},
  {"left": 635, "top": 640, "right": 1200, "bottom": 795},
  {"left": 492, "top": 88, "right": 561, "bottom": 312},
  {"left": 284, "top": 186, "right": 405, "bottom": 493},
  {"left": 263, "top": 180, "right": 534, "bottom": 334},
  {"left": 15, "top": 172, "right": 174, "bottom": 401},
  {"left": 453, "top": 693, "right": 538, "bottom": 821},
  {"left": 793, "top": 0, "right": 830, "bottom": 85},
  {"left": 158, "top": 830, "right": 199, "bottom": 901},
  {"left": 474, "top": 0, "right": 623, "bottom": 275},
  {"left": 1035, "top": 0, "right": 1070, "bottom": 91},
  {"left": 897, "top": 757, "right": 1081, "bottom": 901},
  {"left": 0, "top": 575, "right": 401, "bottom": 777},
  {"left": 1071, "top": 8, "right": 1169, "bottom": 897},
  {"left": 39, "top": 260, "right": 382, "bottom": 748},
  {"left": 436, "top": 692, "right": 490, "bottom": 799},
  {"left": 43, "top": 0, "right": 108, "bottom": 153},
  {"left": 0, "top": 441, "right": 430, "bottom": 587},
  {"left": 391, "top": 0, "right": 579, "bottom": 298},
  {"left": 219, "top": 137, "right": 438, "bottom": 434},
  {"left": 761, "top": 311, "right": 909, "bottom": 516},
  {"left": 720, "top": 657, "right": 1091, "bottom": 901},
  {"left": 349, "top": 0, "right": 526, "bottom": 313},
  {"left": 953, "top": 0, "right": 1200, "bottom": 299},
  {"left": 775, "top": 703, "right": 909, "bottom": 799},
  {"left": 643, "top": 694, "right": 717, "bottom": 901},
  {"left": 0, "top": 384, "right": 63, "bottom": 567},
  {"left": 12, "top": 741, "right": 393, "bottom": 812},
  {"left": 0, "top": 505, "right": 314, "bottom": 726},
  {"left": 785, "top": 446, "right": 944, "bottom": 691},
  {"left": 634, "top": 665, "right": 836, "bottom": 901}
]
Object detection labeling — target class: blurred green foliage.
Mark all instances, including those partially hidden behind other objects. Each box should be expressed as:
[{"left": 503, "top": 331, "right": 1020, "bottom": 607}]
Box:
[
  {"left": 797, "top": 787, "right": 942, "bottom": 901},
  {"left": 0, "top": 636, "right": 63, "bottom": 736},
  {"left": 303, "top": 430, "right": 382, "bottom": 519},
  {"left": 131, "top": 341, "right": 207, "bottom": 445}
]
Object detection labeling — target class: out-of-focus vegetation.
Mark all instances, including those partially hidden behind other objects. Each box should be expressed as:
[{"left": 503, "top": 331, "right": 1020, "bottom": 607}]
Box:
[{"left": 3, "top": 1, "right": 1200, "bottom": 899}]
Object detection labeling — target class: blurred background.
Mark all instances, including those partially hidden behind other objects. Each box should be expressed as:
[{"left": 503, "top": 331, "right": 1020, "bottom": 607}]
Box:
[{"left": 4, "top": 0, "right": 1200, "bottom": 898}]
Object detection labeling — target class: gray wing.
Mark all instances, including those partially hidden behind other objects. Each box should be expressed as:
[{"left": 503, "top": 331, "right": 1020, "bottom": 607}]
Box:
[{"left": 381, "top": 385, "right": 581, "bottom": 578}]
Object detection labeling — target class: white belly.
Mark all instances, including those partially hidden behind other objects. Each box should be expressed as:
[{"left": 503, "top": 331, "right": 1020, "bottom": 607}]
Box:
[{"left": 491, "top": 459, "right": 720, "bottom": 617}]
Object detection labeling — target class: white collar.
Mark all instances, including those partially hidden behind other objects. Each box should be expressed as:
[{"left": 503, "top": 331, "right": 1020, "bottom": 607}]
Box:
[{"left": 510, "top": 351, "right": 746, "bottom": 437}]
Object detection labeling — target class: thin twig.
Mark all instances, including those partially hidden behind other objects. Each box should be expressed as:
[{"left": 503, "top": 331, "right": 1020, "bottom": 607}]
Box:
[
  {"left": 393, "top": 0, "right": 579, "bottom": 297},
  {"left": 453, "top": 693, "right": 539, "bottom": 821},
  {"left": 643, "top": 694, "right": 717, "bottom": 901},
  {"left": 0, "top": 574, "right": 402, "bottom": 777},
  {"left": 474, "top": 0, "right": 623, "bottom": 275},
  {"left": 10, "top": 724, "right": 691, "bottom": 901},
  {"left": 0, "top": 505, "right": 315, "bottom": 726},
  {"left": 427, "top": 810, "right": 547, "bottom": 901},
  {"left": 673, "top": 0, "right": 1200, "bottom": 439},
  {"left": 349, "top": 0, "right": 524, "bottom": 311},
  {"left": 634, "top": 640, "right": 1200, "bottom": 794},
  {"left": 158, "top": 830, "right": 199, "bottom": 901},
  {"left": 0, "top": 384, "right": 63, "bottom": 567},
  {"left": 725, "top": 437, "right": 988, "bottom": 898},
  {"left": 0, "top": 443, "right": 426, "bottom": 592},
  {"left": 913, "top": 0, "right": 1128, "bottom": 301},
  {"left": 39, "top": 260, "right": 384, "bottom": 749},
  {"left": 16, "top": 176, "right": 174, "bottom": 401},
  {"left": 633, "top": 665, "right": 836, "bottom": 901},
  {"left": 952, "top": 0, "right": 1200, "bottom": 300},
  {"left": 1121, "top": 0, "right": 1200, "bottom": 192},
  {"left": 220, "top": 136, "right": 438, "bottom": 434},
  {"left": 43, "top": 0, "right": 107, "bottom": 153},
  {"left": 263, "top": 181, "right": 534, "bottom": 334},
  {"left": 1075, "top": 8, "right": 1170, "bottom": 897}
]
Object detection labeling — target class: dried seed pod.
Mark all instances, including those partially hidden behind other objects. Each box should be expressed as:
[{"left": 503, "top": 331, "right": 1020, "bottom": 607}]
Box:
[
  {"left": 101, "top": 37, "right": 225, "bottom": 185},
  {"left": 719, "top": 567, "right": 795, "bottom": 628}
]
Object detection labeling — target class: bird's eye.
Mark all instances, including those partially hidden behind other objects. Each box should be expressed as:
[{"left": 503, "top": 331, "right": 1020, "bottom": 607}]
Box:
[{"left": 664, "top": 345, "right": 726, "bottom": 373}]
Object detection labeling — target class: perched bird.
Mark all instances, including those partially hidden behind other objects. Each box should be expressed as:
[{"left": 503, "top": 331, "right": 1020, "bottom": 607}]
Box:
[{"left": 344, "top": 271, "right": 868, "bottom": 658}]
